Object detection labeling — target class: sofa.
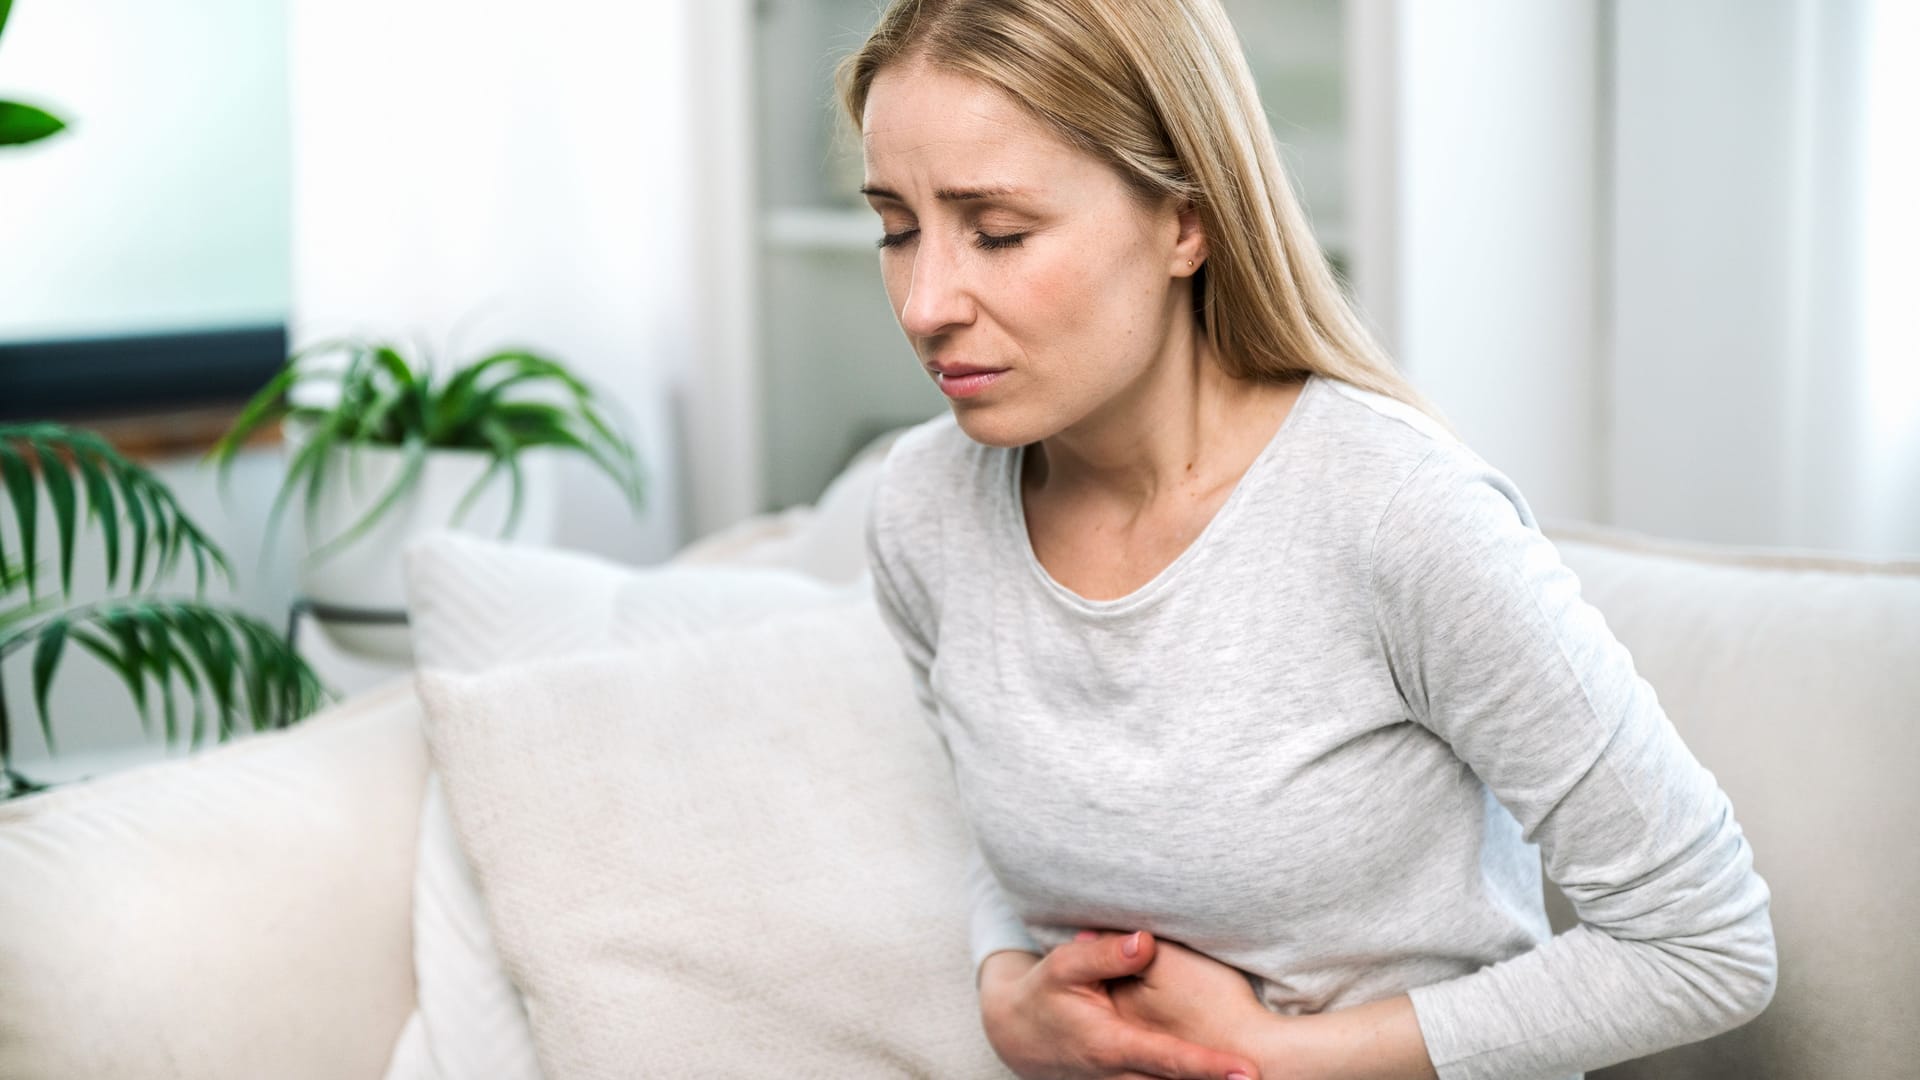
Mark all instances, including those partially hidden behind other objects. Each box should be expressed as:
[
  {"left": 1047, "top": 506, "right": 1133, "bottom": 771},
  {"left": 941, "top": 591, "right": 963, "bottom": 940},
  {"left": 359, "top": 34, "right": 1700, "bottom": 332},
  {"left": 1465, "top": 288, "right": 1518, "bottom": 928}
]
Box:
[{"left": 1, "top": 434, "right": 1915, "bottom": 1080}]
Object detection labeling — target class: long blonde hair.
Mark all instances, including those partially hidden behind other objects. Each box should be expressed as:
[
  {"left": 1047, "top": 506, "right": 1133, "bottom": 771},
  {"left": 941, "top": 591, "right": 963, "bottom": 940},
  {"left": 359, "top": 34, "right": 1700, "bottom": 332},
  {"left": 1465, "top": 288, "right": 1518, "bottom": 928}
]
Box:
[{"left": 836, "top": 0, "right": 1451, "bottom": 432}]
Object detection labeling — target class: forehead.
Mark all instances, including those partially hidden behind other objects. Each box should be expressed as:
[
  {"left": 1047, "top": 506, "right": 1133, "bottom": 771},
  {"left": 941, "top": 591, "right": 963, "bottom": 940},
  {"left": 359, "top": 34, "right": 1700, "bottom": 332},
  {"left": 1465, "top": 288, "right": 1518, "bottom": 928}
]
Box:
[{"left": 861, "top": 63, "right": 1088, "bottom": 184}]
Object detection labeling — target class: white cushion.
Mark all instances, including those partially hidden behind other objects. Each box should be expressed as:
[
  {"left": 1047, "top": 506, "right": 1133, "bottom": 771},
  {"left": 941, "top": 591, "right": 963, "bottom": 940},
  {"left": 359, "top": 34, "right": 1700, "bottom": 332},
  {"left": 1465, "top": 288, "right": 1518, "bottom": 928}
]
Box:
[
  {"left": 390, "top": 532, "right": 839, "bottom": 1080},
  {"left": 415, "top": 595, "right": 1012, "bottom": 1077},
  {"left": 0, "top": 679, "right": 426, "bottom": 1080}
]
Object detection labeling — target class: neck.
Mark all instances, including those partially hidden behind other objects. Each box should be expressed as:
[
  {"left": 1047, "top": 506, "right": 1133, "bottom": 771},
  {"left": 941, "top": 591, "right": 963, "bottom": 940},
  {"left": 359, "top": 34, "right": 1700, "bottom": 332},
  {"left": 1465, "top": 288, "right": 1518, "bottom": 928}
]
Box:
[{"left": 1025, "top": 327, "right": 1284, "bottom": 513}]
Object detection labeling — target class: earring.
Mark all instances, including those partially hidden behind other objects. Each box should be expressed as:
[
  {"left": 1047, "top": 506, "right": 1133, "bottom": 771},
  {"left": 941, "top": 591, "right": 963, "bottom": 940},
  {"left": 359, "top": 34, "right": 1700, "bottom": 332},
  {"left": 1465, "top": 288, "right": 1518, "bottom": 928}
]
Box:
[{"left": 1187, "top": 259, "right": 1195, "bottom": 268}]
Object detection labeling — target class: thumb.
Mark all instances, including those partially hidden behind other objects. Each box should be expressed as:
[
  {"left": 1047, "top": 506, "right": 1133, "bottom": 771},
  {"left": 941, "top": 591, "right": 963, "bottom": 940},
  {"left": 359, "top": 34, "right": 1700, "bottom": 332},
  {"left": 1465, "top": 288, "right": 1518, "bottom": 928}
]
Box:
[{"left": 1049, "top": 930, "right": 1155, "bottom": 985}]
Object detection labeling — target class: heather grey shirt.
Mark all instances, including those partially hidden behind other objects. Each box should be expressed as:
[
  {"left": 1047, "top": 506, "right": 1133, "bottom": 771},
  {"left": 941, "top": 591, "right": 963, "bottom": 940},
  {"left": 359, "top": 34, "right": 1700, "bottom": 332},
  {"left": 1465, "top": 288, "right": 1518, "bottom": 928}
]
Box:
[{"left": 864, "top": 373, "right": 1776, "bottom": 1080}]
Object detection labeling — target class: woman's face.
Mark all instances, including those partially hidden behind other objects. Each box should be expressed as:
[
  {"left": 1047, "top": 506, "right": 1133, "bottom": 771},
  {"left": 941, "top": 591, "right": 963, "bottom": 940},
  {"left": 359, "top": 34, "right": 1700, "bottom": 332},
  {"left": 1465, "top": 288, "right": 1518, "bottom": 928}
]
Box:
[{"left": 860, "top": 61, "right": 1204, "bottom": 449}]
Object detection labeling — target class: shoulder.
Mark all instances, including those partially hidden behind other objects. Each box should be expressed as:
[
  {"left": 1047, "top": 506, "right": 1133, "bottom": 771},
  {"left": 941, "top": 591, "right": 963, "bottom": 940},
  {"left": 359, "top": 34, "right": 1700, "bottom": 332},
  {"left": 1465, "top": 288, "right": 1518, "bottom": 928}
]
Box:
[
  {"left": 1309, "top": 381, "right": 1554, "bottom": 626},
  {"left": 1290, "top": 375, "right": 1527, "bottom": 542}
]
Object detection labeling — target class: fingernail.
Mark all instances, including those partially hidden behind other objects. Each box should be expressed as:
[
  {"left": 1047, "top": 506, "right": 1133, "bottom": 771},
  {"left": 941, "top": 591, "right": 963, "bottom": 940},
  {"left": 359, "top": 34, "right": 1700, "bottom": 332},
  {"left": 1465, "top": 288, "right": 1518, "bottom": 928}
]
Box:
[
  {"left": 1122, "top": 931, "right": 1141, "bottom": 958},
  {"left": 1227, "top": 1073, "right": 1252, "bottom": 1080},
  {"left": 1075, "top": 930, "right": 1098, "bottom": 941}
]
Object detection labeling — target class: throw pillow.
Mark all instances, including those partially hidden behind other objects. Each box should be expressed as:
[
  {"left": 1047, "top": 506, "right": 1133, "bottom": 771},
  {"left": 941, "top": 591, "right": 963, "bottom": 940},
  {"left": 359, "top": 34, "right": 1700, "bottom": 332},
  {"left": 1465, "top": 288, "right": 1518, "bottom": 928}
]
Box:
[
  {"left": 389, "top": 531, "right": 838, "bottom": 1080},
  {"left": 415, "top": 597, "right": 1012, "bottom": 1078}
]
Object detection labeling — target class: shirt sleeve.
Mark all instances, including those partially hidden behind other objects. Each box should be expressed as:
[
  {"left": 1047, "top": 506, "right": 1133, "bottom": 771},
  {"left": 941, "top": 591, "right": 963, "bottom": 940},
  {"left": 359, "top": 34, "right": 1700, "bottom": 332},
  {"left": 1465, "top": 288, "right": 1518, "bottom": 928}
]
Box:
[
  {"left": 864, "top": 462, "right": 1043, "bottom": 985},
  {"left": 1371, "top": 448, "right": 1778, "bottom": 1080}
]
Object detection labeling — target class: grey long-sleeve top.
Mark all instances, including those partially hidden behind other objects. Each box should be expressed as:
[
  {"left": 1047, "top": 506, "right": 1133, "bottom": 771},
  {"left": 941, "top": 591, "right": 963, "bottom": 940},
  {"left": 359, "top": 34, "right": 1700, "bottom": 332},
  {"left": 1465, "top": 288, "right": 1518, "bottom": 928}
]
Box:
[{"left": 862, "top": 372, "right": 1777, "bottom": 1080}]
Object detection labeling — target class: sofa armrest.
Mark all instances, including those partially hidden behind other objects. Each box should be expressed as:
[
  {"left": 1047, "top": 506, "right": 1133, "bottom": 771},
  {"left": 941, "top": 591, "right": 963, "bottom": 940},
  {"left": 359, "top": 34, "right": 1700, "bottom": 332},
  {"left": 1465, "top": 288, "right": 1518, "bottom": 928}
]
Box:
[{"left": 0, "top": 677, "right": 430, "bottom": 1080}]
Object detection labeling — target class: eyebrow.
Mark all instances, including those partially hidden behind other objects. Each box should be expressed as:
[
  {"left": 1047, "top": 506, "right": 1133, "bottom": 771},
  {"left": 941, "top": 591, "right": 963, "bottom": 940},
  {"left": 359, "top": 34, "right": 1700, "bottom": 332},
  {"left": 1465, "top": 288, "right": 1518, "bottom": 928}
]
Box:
[{"left": 859, "top": 184, "right": 1032, "bottom": 203}]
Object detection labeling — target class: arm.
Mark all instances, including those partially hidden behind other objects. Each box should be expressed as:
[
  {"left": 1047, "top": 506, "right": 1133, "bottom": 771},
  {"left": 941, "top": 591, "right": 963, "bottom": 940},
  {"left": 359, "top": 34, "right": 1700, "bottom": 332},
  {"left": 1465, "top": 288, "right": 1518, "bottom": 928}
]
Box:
[{"left": 1365, "top": 449, "right": 1776, "bottom": 1079}]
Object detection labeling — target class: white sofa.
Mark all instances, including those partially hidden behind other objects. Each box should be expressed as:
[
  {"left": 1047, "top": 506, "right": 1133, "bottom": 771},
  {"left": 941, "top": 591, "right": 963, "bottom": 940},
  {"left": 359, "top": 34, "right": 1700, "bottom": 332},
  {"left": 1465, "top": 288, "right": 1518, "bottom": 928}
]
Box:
[{"left": 2, "top": 440, "right": 1916, "bottom": 1080}]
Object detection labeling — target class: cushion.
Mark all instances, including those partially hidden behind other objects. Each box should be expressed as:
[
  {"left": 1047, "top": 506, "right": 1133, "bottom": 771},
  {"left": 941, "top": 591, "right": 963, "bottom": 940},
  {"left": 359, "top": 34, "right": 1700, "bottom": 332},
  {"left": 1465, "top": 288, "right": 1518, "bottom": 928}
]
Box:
[
  {"left": 415, "top": 596, "right": 1013, "bottom": 1077},
  {"left": 1541, "top": 521, "right": 1920, "bottom": 1080},
  {"left": 0, "top": 679, "right": 426, "bottom": 1080},
  {"left": 390, "top": 532, "right": 837, "bottom": 1080}
]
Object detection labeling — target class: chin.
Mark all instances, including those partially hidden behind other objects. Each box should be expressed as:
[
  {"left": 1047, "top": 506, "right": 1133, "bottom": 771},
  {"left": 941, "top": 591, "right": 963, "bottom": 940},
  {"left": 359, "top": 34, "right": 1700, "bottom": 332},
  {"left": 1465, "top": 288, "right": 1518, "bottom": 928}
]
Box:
[{"left": 946, "top": 404, "right": 1042, "bottom": 450}]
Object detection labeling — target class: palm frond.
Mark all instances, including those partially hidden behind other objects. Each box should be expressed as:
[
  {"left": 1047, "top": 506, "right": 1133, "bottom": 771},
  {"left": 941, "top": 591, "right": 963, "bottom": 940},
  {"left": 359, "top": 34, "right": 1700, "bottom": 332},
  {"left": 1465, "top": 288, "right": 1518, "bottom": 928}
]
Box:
[
  {"left": 0, "top": 598, "right": 333, "bottom": 784},
  {"left": 0, "top": 425, "right": 233, "bottom": 601}
]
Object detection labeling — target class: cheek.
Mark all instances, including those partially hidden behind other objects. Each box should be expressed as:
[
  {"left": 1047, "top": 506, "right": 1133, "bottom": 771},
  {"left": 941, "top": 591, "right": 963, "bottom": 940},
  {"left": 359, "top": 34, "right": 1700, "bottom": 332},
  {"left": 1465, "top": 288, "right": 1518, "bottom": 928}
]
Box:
[
  {"left": 879, "top": 259, "right": 911, "bottom": 316},
  {"left": 1014, "top": 233, "right": 1159, "bottom": 352}
]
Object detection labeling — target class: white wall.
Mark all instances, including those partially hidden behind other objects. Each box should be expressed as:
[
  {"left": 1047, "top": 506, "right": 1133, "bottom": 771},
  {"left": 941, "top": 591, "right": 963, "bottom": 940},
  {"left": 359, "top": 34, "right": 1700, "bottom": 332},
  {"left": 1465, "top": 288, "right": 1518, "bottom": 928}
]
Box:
[
  {"left": 287, "top": 0, "right": 695, "bottom": 563},
  {"left": 1348, "top": 0, "right": 1604, "bottom": 524},
  {"left": 0, "top": 0, "right": 289, "bottom": 340},
  {"left": 1610, "top": 0, "right": 1914, "bottom": 557}
]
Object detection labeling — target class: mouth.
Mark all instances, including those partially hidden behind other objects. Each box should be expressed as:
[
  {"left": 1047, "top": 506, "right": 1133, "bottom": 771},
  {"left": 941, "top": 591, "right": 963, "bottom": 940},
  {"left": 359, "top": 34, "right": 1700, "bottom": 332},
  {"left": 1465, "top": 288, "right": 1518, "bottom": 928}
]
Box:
[
  {"left": 928, "top": 362, "right": 1009, "bottom": 378},
  {"left": 929, "top": 365, "right": 1009, "bottom": 400}
]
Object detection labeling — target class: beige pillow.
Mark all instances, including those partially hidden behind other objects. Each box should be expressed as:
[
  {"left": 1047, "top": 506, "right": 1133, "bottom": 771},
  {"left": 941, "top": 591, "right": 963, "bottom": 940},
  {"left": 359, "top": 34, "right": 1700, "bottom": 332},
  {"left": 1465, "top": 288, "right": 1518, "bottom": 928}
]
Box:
[
  {"left": 416, "top": 594, "right": 1013, "bottom": 1078},
  {"left": 391, "top": 531, "right": 840, "bottom": 1080}
]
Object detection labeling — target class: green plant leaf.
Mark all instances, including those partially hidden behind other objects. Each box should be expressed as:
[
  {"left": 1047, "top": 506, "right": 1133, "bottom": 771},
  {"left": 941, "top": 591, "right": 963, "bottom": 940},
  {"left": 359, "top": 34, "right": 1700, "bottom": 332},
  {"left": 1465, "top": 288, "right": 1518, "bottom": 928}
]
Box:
[
  {"left": 6, "top": 600, "right": 333, "bottom": 765},
  {"left": 0, "top": 591, "right": 55, "bottom": 635},
  {"left": 0, "top": 437, "right": 39, "bottom": 600},
  {"left": 30, "top": 616, "right": 67, "bottom": 753},
  {"left": 131, "top": 607, "right": 182, "bottom": 745},
  {"left": 0, "top": 102, "right": 66, "bottom": 147},
  {"left": 31, "top": 439, "right": 78, "bottom": 597},
  {"left": 100, "top": 610, "right": 152, "bottom": 735},
  {"left": 77, "top": 444, "right": 121, "bottom": 587},
  {"left": 305, "top": 429, "right": 427, "bottom": 565},
  {"left": 192, "top": 610, "right": 239, "bottom": 737},
  {"left": 266, "top": 405, "right": 348, "bottom": 557},
  {"left": 1, "top": 0, "right": 14, "bottom": 42},
  {"left": 463, "top": 417, "right": 527, "bottom": 534},
  {"left": 115, "top": 459, "right": 151, "bottom": 590}
]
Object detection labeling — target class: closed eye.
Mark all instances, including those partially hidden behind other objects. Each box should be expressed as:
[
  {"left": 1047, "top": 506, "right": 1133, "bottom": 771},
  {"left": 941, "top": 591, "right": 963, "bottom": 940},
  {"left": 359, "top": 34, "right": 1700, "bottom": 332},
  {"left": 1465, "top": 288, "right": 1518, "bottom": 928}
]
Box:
[{"left": 874, "top": 229, "right": 1028, "bottom": 252}]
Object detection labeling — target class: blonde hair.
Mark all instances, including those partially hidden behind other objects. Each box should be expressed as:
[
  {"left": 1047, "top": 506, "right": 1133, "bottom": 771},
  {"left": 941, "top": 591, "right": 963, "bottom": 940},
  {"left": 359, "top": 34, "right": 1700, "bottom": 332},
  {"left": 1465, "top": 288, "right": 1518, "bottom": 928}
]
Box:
[{"left": 835, "top": 0, "right": 1452, "bottom": 432}]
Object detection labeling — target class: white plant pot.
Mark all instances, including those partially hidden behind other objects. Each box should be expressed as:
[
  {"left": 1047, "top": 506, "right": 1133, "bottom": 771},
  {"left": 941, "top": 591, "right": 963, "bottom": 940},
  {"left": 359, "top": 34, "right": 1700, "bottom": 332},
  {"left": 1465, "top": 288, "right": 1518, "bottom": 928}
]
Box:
[{"left": 283, "top": 418, "right": 558, "bottom": 661}]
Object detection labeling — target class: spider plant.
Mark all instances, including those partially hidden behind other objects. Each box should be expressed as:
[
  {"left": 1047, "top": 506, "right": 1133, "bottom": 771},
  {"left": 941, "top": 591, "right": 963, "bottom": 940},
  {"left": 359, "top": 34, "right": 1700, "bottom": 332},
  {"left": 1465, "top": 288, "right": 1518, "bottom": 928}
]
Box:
[
  {"left": 0, "top": 423, "right": 330, "bottom": 798},
  {"left": 207, "top": 339, "right": 645, "bottom": 566},
  {"left": 0, "top": 0, "right": 70, "bottom": 149}
]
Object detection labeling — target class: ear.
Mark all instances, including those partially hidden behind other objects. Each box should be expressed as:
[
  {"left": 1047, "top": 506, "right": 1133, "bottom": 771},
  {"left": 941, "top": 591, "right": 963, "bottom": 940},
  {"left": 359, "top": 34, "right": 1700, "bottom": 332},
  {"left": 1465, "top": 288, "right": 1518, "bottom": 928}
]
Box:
[{"left": 1172, "top": 201, "right": 1207, "bottom": 277}]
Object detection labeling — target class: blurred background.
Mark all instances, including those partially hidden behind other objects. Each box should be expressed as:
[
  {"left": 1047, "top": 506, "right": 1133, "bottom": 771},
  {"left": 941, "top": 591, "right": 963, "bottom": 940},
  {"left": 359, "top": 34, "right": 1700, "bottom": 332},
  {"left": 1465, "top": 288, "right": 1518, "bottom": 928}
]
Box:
[{"left": 1, "top": 0, "right": 1914, "bottom": 767}]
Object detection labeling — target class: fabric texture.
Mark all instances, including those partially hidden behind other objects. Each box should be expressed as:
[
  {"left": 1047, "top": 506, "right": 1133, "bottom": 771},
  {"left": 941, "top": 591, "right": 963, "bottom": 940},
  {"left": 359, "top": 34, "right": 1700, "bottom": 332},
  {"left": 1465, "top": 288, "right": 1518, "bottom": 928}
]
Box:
[
  {"left": 391, "top": 532, "right": 838, "bottom": 1080},
  {"left": 0, "top": 679, "right": 426, "bottom": 1080},
  {"left": 414, "top": 595, "right": 1016, "bottom": 1078},
  {"left": 864, "top": 372, "right": 1779, "bottom": 1080}
]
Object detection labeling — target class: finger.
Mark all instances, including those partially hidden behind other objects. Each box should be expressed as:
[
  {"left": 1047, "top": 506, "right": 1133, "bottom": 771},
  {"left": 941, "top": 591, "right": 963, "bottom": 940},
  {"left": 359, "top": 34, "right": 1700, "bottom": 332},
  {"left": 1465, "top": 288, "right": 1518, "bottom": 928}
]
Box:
[
  {"left": 1048, "top": 930, "right": 1155, "bottom": 985},
  {"left": 1105, "top": 1025, "right": 1259, "bottom": 1080}
]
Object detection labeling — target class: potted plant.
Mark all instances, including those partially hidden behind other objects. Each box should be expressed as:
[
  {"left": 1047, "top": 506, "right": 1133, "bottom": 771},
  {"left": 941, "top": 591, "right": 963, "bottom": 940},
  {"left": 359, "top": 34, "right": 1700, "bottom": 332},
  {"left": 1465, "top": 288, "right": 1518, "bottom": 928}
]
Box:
[
  {"left": 207, "top": 338, "right": 646, "bottom": 659},
  {"left": 0, "top": 424, "right": 329, "bottom": 798}
]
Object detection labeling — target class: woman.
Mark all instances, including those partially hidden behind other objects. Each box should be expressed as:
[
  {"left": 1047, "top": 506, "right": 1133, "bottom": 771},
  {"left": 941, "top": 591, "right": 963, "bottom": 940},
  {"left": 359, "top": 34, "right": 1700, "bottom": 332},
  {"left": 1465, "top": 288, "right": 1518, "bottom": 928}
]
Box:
[{"left": 845, "top": 3, "right": 1778, "bottom": 1079}]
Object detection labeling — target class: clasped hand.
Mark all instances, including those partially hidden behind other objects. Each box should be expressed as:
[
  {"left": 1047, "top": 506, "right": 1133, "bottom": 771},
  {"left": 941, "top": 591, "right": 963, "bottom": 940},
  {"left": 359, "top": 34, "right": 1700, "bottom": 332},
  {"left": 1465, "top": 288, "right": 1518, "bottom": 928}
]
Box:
[{"left": 978, "top": 927, "right": 1288, "bottom": 1080}]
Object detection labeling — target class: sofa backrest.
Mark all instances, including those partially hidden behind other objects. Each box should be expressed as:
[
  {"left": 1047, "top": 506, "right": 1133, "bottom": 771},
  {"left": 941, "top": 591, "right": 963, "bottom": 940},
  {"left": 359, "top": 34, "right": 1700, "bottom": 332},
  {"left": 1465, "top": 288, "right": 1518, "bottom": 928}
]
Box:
[{"left": 1542, "top": 521, "right": 1920, "bottom": 1080}]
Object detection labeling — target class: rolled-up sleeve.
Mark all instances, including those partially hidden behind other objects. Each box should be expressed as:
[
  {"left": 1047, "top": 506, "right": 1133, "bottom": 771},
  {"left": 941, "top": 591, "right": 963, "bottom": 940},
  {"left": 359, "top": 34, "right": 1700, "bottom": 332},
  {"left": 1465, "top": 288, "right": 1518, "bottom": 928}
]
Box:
[{"left": 1371, "top": 448, "right": 1778, "bottom": 1080}]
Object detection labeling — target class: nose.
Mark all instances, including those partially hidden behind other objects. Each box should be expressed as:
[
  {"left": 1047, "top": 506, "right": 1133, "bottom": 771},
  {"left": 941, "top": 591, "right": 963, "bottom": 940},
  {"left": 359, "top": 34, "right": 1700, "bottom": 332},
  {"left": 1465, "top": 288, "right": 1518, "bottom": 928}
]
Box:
[{"left": 898, "top": 233, "right": 976, "bottom": 338}]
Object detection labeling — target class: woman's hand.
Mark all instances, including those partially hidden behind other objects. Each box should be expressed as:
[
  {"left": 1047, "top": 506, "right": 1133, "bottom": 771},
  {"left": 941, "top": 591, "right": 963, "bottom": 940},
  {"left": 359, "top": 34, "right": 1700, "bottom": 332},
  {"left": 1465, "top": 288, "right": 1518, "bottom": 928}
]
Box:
[
  {"left": 977, "top": 933, "right": 1262, "bottom": 1080},
  {"left": 1094, "top": 932, "right": 1277, "bottom": 1059}
]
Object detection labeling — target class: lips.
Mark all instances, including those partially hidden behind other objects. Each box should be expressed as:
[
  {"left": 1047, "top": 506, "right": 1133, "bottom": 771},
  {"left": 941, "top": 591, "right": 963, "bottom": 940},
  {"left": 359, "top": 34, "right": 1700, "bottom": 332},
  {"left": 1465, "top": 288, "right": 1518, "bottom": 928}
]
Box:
[
  {"left": 928, "top": 362, "right": 1009, "bottom": 377},
  {"left": 931, "top": 367, "right": 1007, "bottom": 400}
]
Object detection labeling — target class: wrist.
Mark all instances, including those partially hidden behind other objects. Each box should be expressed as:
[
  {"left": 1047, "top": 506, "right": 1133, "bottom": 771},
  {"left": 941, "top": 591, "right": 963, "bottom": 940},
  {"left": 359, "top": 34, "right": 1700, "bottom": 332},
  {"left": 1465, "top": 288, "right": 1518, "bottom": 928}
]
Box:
[
  {"left": 977, "top": 948, "right": 1041, "bottom": 993},
  {"left": 1249, "top": 996, "right": 1438, "bottom": 1080},
  {"left": 1244, "top": 1012, "right": 1327, "bottom": 1080}
]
